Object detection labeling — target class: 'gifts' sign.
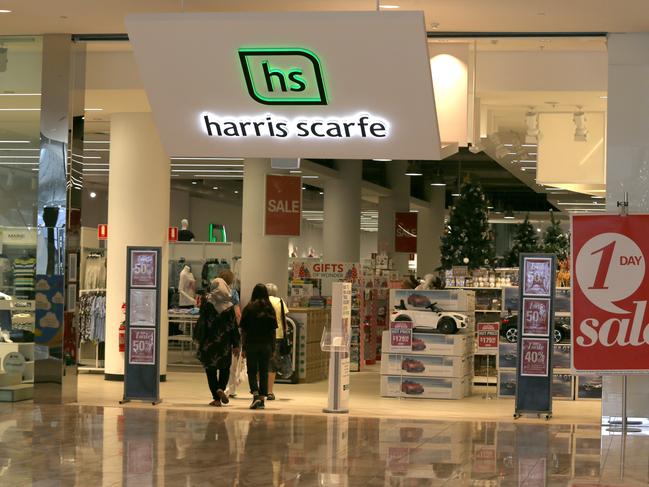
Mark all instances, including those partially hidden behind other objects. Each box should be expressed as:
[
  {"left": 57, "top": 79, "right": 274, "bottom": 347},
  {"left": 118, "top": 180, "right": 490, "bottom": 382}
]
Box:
[
  {"left": 572, "top": 214, "right": 649, "bottom": 373},
  {"left": 265, "top": 174, "right": 301, "bottom": 236}
]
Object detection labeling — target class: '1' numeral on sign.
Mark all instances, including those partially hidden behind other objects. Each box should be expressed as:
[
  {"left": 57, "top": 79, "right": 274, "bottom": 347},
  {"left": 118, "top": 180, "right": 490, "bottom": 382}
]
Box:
[{"left": 589, "top": 241, "right": 616, "bottom": 290}]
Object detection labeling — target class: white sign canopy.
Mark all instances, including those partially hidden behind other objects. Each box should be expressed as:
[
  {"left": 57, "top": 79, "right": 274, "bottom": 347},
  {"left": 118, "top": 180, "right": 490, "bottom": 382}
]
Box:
[{"left": 126, "top": 11, "right": 442, "bottom": 160}]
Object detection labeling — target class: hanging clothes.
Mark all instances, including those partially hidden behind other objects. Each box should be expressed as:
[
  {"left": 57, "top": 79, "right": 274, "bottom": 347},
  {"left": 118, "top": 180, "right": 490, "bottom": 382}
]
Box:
[
  {"left": 78, "top": 292, "right": 106, "bottom": 343},
  {"left": 201, "top": 259, "right": 230, "bottom": 290},
  {"left": 84, "top": 253, "right": 106, "bottom": 290},
  {"left": 13, "top": 257, "right": 36, "bottom": 299}
]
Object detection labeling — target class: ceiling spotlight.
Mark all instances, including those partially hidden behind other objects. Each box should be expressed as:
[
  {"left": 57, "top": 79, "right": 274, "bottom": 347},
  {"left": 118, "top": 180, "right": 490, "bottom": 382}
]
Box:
[
  {"left": 89, "top": 192, "right": 96, "bottom": 199},
  {"left": 234, "top": 190, "right": 239, "bottom": 194},
  {"left": 574, "top": 106, "right": 588, "bottom": 142},
  {"left": 319, "top": 191, "right": 324, "bottom": 195},
  {"left": 405, "top": 162, "right": 422, "bottom": 177},
  {"left": 525, "top": 107, "right": 539, "bottom": 144},
  {"left": 191, "top": 181, "right": 197, "bottom": 185},
  {"left": 504, "top": 209, "right": 515, "bottom": 219},
  {"left": 212, "top": 186, "right": 219, "bottom": 190}
]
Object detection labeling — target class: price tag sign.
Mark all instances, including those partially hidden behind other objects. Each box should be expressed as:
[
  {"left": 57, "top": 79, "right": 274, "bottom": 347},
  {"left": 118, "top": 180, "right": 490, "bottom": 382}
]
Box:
[
  {"left": 390, "top": 320, "right": 413, "bottom": 351},
  {"left": 130, "top": 250, "right": 158, "bottom": 288},
  {"left": 129, "top": 328, "right": 156, "bottom": 365},
  {"left": 520, "top": 337, "right": 549, "bottom": 377},
  {"left": 477, "top": 322, "right": 499, "bottom": 353}
]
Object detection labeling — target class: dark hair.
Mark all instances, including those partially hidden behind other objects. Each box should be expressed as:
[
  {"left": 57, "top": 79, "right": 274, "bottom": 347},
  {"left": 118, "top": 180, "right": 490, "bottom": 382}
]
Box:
[
  {"left": 250, "top": 283, "right": 270, "bottom": 303},
  {"left": 218, "top": 269, "right": 234, "bottom": 285}
]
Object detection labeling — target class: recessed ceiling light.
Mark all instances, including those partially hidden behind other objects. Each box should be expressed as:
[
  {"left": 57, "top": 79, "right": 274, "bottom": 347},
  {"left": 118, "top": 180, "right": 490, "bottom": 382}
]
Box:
[
  {"left": 0, "top": 9, "right": 12, "bottom": 13},
  {"left": 89, "top": 192, "right": 96, "bottom": 198},
  {"left": 451, "top": 193, "right": 461, "bottom": 197},
  {"left": 380, "top": 4, "right": 400, "bottom": 9},
  {"left": 372, "top": 158, "right": 392, "bottom": 162},
  {"left": 234, "top": 190, "right": 239, "bottom": 194},
  {"left": 212, "top": 186, "right": 219, "bottom": 190},
  {"left": 600, "top": 95, "right": 608, "bottom": 99},
  {"left": 319, "top": 191, "right": 324, "bottom": 195},
  {"left": 191, "top": 181, "right": 197, "bottom": 185},
  {"left": 84, "top": 108, "right": 103, "bottom": 111}
]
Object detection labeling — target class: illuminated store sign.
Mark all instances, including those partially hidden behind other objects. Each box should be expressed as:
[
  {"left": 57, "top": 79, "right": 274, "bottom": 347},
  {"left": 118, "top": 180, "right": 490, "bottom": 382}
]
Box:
[
  {"left": 239, "top": 48, "right": 327, "bottom": 105},
  {"left": 200, "top": 112, "right": 389, "bottom": 139},
  {"left": 126, "top": 11, "right": 442, "bottom": 159}
]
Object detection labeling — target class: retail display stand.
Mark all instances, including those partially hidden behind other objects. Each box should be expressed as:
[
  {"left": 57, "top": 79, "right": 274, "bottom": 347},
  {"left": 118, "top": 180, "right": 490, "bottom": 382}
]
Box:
[
  {"left": 380, "top": 289, "right": 475, "bottom": 400},
  {"left": 322, "top": 282, "right": 351, "bottom": 414},
  {"left": 514, "top": 253, "right": 557, "bottom": 420},
  {"left": 120, "top": 247, "right": 162, "bottom": 405}
]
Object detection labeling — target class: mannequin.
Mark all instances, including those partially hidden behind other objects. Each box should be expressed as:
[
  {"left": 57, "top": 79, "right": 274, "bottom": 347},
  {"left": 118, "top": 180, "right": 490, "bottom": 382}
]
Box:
[
  {"left": 178, "top": 265, "right": 196, "bottom": 307},
  {"left": 178, "top": 219, "right": 195, "bottom": 242}
]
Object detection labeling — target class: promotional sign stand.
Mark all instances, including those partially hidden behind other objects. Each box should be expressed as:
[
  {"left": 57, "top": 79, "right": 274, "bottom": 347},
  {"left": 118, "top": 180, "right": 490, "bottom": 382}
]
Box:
[
  {"left": 477, "top": 322, "right": 499, "bottom": 400},
  {"left": 120, "top": 246, "right": 162, "bottom": 405},
  {"left": 322, "top": 282, "right": 352, "bottom": 414},
  {"left": 616, "top": 192, "right": 629, "bottom": 432},
  {"left": 514, "top": 253, "right": 556, "bottom": 420}
]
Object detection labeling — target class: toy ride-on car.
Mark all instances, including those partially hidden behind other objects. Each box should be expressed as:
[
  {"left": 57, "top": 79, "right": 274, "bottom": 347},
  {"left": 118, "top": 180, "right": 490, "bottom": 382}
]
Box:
[{"left": 391, "top": 301, "right": 468, "bottom": 335}]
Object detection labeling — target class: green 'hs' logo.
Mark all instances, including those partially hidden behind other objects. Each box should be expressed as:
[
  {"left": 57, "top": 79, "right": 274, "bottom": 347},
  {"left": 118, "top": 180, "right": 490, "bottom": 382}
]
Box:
[{"left": 238, "top": 48, "right": 327, "bottom": 105}]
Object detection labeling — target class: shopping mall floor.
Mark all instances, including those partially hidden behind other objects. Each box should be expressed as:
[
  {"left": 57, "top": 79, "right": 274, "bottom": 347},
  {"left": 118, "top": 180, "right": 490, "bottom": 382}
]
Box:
[{"left": 1, "top": 367, "right": 647, "bottom": 486}]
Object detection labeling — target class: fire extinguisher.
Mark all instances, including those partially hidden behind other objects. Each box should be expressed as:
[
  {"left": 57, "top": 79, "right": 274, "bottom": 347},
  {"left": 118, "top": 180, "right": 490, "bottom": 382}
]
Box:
[{"left": 119, "top": 322, "right": 126, "bottom": 352}]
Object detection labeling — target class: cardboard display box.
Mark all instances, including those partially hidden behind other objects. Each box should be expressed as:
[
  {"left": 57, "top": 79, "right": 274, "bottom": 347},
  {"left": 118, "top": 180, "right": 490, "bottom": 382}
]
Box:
[
  {"left": 380, "top": 374, "right": 472, "bottom": 400},
  {"left": 381, "top": 353, "right": 473, "bottom": 378},
  {"left": 382, "top": 330, "right": 473, "bottom": 356},
  {"left": 389, "top": 289, "right": 476, "bottom": 313}
]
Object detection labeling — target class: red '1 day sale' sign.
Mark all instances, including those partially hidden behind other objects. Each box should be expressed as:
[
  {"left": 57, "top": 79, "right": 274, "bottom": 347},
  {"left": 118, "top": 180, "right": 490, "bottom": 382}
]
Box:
[
  {"left": 265, "top": 174, "right": 301, "bottom": 236},
  {"left": 572, "top": 215, "right": 649, "bottom": 373}
]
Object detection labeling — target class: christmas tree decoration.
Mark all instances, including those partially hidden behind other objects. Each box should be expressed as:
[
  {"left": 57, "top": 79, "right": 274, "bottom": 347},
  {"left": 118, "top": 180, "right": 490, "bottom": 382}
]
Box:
[
  {"left": 542, "top": 211, "right": 570, "bottom": 261},
  {"left": 506, "top": 214, "right": 539, "bottom": 266},
  {"left": 440, "top": 180, "right": 494, "bottom": 269}
]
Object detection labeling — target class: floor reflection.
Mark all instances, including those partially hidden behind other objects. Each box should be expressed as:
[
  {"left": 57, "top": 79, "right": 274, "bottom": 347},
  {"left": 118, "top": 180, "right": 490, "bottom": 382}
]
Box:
[{"left": 0, "top": 403, "right": 648, "bottom": 486}]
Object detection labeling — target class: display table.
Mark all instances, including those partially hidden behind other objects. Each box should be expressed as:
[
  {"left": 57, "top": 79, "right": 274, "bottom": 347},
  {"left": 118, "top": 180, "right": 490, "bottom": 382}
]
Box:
[
  {"left": 167, "top": 310, "right": 199, "bottom": 365},
  {"left": 289, "top": 307, "right": 330, "bottom": 383}
]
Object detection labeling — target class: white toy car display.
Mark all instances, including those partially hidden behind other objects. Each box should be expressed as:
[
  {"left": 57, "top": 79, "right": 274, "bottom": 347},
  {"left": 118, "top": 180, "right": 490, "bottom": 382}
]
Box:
[{"left": 391, "top": 301, "right": 468, "bottom": 334}]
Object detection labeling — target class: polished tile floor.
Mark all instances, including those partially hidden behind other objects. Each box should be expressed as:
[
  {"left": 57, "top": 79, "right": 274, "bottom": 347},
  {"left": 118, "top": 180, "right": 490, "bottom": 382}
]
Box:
[{"left": 0, "top": 402, "right": 648, "bottom": 486}]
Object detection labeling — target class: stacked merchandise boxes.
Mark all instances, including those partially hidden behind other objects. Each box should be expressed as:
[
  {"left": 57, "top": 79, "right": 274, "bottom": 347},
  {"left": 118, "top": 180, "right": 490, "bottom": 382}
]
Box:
[
  {"left": 380, "top": 289, "right": 475, "bottom": 400},
  {"left": 292, "top": 308, "right": 330, "bottom": 383}
]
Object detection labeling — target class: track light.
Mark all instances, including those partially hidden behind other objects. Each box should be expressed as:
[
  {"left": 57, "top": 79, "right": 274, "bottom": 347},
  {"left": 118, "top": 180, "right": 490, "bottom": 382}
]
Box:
[
  {"left": 573, "top": 106, "right": 588, "bottom": 142},
  {"left": 405, "top": 161, "right": 422, "bottom": 177}
]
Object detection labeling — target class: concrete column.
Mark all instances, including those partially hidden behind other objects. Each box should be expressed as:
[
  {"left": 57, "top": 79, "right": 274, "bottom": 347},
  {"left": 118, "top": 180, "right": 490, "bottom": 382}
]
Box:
[
  {"left": 377, "top": 161, "right": 410, "bottom": 275},
  {"left": 601, "top": 34, "right": 649, "bottom": 422},
  {"left": 240, "top": 159, "right": 289, "bottom": 304},
  {"left": 323, "top": 160, "right": 361, "bottom": 262},
  {"left": 104, "top": 113, "right": 170, "bottom": 380},
  {"left": 416, "top": 186, "right": 446, "bottom": 275}
]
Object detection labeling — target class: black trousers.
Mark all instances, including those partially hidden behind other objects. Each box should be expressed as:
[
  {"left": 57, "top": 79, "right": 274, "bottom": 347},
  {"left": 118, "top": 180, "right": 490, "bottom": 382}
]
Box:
[
  {"left": 246, "top": 345, "right": 272, "bottom": 397},
  {"left": 205, "top": 367, "right": 230, "bottom": 400}
]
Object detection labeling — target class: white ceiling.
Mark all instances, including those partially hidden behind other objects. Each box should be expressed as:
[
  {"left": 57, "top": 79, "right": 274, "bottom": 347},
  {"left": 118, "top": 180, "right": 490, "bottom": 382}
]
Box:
[{"left": 0, "top": 0, "right": 648, "bottom": 35}]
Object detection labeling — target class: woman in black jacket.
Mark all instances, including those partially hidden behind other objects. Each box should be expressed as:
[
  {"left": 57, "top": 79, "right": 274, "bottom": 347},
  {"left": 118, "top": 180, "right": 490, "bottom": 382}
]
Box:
[
  {"left": 195, "top": 278, "right": 240, "bottom": 407},
  {"left": 240, "top": 283, "right": 278, "bottom": 410}
]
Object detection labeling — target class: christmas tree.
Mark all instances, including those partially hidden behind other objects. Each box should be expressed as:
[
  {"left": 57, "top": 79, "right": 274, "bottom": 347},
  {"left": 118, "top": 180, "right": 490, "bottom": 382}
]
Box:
[
  {"left": 542, "top": 211, "right": 570, "bottom": 261},
  {"left": 506, "top": 215, "right": 539, "bottom": 266},
  {"left": 440, "top": 180, "right": 494, "bottom": 269}
]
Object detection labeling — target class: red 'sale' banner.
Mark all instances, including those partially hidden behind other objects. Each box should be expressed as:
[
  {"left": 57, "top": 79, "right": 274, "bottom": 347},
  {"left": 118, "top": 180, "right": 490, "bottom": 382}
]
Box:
[
  {"left": 572, "top": 214, "right": 649, "bottom": 372},
  {"left": 265, "top": 175, "right": 301, "bottom": 236},
  {"left": 395, "top": 212, "right": 417, "bottom": 253}
]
